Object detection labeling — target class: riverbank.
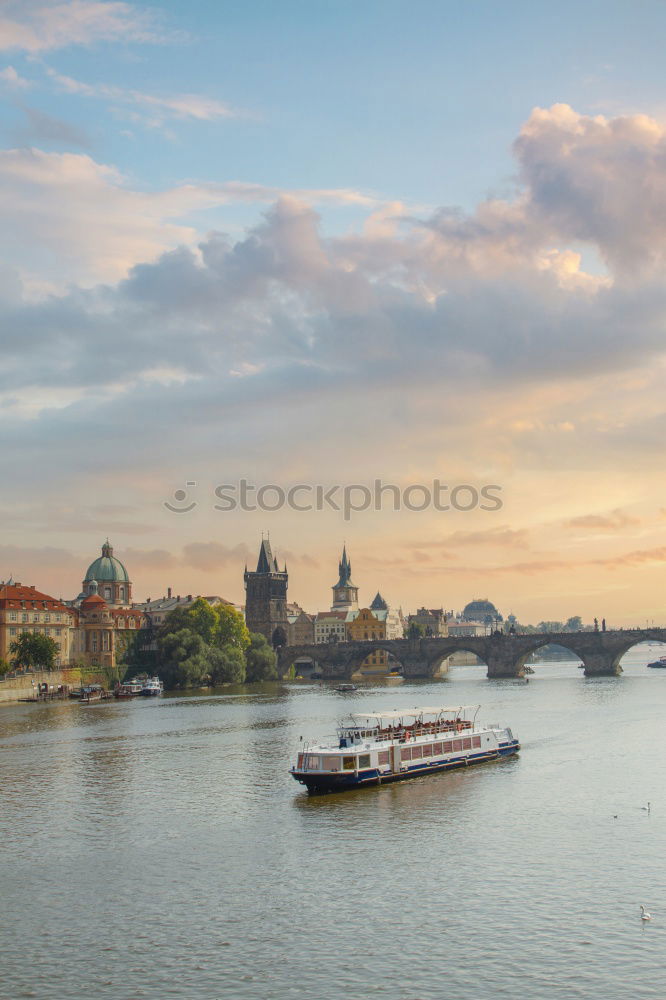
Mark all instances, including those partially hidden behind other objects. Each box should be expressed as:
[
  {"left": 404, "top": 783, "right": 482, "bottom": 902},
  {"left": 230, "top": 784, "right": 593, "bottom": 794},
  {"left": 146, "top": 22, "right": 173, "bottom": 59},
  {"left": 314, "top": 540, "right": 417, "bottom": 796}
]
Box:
[{"left": 0, "top": 666, "right": 112, "bottom": 704}]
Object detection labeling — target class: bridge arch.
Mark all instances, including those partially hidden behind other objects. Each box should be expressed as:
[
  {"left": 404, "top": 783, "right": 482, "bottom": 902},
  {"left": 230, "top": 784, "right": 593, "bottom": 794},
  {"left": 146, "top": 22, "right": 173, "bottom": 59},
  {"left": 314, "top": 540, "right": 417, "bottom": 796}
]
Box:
[
  {"left": 344, "top": 642, "right": 404, "bottom": 680},
  {"left": 427, "top": 645, "right": 488, "bottom": 678},
  {"left": 614, "top": 637, "right": 666, "bottom": 673},
  {"left": 513, "top": 639, "right": 584, "bottom": 675}
]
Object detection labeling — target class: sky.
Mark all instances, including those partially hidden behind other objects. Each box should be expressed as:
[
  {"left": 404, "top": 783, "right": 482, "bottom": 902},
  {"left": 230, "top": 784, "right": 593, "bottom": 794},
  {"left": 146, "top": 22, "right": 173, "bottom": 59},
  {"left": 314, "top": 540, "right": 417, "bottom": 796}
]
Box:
[{"left": 2, "top": 0, "right": 666, "bottom": 625}]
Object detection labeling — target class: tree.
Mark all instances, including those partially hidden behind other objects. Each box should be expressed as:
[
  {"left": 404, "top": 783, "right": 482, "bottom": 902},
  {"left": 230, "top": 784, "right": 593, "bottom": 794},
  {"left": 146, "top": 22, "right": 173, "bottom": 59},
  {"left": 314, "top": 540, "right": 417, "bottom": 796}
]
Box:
[
  {"left": 0, "top": 658, "right": 11, "bottom": 676},
  {"left": 186, "top": 597, "right": 219, "bottom": 644},
  {"left": 208, "top": 644, "right": 246, "bottom": 684},
  {"left": 157, "top": 628, "right": 210, "bottom": 689},
  {"left": 537, "top": 621, "right": 564, "bottom": 634},
  {"left": 9, "top": 632, "right": 59, "bottom": 671},
  {"left": 406, "top": 622, "right": 425, "bottom": 639},
  {"left": 245, "top": 633, "right": 278, "bottom": 682},
  {"left": 564, "top": 616, "right": 583, "bottom": 632},
  {"left": 214, "top": 604, "right": 250, "bottom": 651}
]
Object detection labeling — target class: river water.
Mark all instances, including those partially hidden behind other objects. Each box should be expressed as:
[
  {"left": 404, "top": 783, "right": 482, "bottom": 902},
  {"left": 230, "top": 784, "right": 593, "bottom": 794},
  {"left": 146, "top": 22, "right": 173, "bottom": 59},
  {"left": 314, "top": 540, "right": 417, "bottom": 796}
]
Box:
[{"left": 1, "top": 645, "right": 665, "bottom": 1000}]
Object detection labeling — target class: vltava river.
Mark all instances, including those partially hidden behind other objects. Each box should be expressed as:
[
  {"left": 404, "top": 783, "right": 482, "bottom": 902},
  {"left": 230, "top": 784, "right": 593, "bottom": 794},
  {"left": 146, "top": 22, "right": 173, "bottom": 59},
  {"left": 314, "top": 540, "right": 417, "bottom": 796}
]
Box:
[{"left": 1, "top": 646, "right": 665, "bottom": 1000}]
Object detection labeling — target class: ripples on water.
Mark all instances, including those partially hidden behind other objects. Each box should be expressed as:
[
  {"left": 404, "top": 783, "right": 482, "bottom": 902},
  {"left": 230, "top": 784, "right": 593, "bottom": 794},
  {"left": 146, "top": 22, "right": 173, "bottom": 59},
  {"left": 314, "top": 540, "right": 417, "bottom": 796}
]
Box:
[{"left": 1, "top": 649, "right": 665, "bottom": 999}]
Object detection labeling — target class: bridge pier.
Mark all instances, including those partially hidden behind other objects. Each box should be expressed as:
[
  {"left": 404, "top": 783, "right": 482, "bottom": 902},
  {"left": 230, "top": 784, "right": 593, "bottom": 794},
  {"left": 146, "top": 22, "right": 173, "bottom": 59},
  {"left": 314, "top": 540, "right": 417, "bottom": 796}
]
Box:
[{"left": 582, "top": 652, "right": 622, "bottom": 677}]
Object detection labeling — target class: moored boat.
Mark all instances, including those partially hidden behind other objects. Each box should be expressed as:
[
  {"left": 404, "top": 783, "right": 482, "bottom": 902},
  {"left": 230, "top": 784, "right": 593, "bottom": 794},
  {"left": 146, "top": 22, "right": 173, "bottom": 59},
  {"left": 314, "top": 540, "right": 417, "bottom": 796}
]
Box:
[
  {"left": 140, "top": 676, "right": 163, "bottom": 696},
  {"left": 647, "top": 656, "right": 666, "bottom": 668},
  {"left": 114, "top": 679, "right": 143, "bottom": 698},
  {"left": 290, "top": 705, "right": 520, "bottom": 795}
]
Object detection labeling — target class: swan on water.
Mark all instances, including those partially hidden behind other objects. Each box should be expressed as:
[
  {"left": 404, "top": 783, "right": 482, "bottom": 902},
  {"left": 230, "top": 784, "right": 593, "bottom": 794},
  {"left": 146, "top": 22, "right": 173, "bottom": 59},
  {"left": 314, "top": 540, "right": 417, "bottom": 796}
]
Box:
[{"left": 640, "top": 906, "right": 651, "bottom": 921}]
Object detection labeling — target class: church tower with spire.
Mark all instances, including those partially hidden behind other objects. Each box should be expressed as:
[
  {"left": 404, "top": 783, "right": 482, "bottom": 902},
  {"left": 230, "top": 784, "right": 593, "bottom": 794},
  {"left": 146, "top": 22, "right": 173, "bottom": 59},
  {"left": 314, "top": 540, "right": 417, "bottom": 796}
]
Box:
[
  {"left": 331, "top": 545, "right": 359, "bottom": 611},
  {"left": 244, "top": 537, "right": 289, "bottom": 647}
]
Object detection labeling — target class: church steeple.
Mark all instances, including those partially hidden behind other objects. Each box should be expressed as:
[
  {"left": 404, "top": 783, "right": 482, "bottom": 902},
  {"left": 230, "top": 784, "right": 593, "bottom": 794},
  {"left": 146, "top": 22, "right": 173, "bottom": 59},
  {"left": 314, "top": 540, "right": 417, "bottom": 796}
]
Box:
[{"left": 331, "top": 545, "right": 359, "bottom": 610}]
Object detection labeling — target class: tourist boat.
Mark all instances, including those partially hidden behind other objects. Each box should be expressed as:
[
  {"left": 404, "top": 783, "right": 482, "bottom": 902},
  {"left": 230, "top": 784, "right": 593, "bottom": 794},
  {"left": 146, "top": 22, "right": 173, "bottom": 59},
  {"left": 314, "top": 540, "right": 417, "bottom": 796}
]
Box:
[
  {"left": 140, "top": 676, "right": 164, "bottom": 696},
  {"left": 114, "top": 680, "right": 143, "bottom": 698},
  {"left": 647, "top": 656, "right": 666, "bottom": 669},
  {"left": 290, "top": 705, "right": 520, "bottom": 794}
]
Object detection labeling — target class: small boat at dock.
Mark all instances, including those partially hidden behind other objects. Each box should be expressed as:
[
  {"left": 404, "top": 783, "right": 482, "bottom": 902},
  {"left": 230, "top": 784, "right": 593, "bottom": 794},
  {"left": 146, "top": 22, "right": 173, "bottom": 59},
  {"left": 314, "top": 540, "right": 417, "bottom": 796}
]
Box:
[
  {"left": 139, "top": 676, "right": 163, "bottom": 696},
  {"left": 114, "top": 680, "right": 143, "bottom": 698},
  {"left": 335, "top": 683, "right": 357, "bottom": 692},
  {"left": 290, "top": 705, "right": 520, "bottom": 795},
  {"left": 647, "top": 656, "right": 666, "bottom": 668}
]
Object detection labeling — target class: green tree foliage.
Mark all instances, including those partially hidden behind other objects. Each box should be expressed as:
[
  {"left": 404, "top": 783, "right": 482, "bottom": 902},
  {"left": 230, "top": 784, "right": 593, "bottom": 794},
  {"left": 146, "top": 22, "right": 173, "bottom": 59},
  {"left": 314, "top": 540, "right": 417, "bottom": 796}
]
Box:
[
  {"left": 158, "top": 628, "right": 210, "bottom": 688},
  {"left": 156, "top": 600, "right": 268, "bottom": 689},
  {"left": 9, "top": 632, "right": 59, "bottom": 670},
  {"left": 406, "top": 622, "right": 425, "bottom": 639},
  {"left": 214, "top": 604, "right": 251, "bottom": 651},
  {"left": 208, "top": 645, "right": 246, "bottom": 684},
  {"left": 245, "top": 633, "right": 278, "bottom": 682},
  {"left": 0, "top": 657, "right": 11, "bottom": 676},
  {"left": 564, "top": 616, "right": 583, "bottom": 632}
]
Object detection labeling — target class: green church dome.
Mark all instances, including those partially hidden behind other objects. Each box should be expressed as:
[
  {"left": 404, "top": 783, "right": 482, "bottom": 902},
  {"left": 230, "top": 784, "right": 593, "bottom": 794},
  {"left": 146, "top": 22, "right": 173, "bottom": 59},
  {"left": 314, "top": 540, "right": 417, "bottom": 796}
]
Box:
[{"left": 84, "top": 540, "right": 130, "bottom": 584}]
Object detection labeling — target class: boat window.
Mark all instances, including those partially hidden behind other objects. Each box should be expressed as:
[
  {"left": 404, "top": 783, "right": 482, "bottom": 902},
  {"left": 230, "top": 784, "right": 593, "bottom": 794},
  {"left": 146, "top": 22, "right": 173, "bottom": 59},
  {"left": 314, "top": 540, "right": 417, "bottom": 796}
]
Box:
[
  {"left": 422, "top": 744, "right": 433, "bottom": 757},
  {"left": 377, "top": 750, "right": 389, "bottom": 766},
  {"left": 452, "top": 739, "right": 462, "bottom": 752},
  {"left": 322, "top": 755, "right": 340, "bottom": 770},
  {"left": 462, "top": 738, "right": 472, "bottom": 750},
  {"left": 433, "top": 742, "right": 443, "bottom": 754},
  {"left": 472, "top": 736, "right": 481, "bottom": 748},
  {"left": 358, "top": 754, "right": 371, "bottom": 769},
  {"left": 343, "top": 756, "right": 356, "bottom": 771},
  {"left": 411, "top": 746, "right": 423, "bottom": 759},
  {"left": 401, "top": 747, "right": 412, "bottom": 762},
  {"left": 306, "top": 755, "right": 321, "bottom": 770},
  {"left": 443, "top": 741, "right": 453, "bottom": 752}
]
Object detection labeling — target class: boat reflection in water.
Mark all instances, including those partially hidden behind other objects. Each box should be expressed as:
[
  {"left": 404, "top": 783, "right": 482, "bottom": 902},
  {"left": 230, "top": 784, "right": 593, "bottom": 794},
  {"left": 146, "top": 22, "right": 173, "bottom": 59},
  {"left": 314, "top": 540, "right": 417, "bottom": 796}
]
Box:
[{"left": 290, "top": 705, "right": 520, "bottom": 795}]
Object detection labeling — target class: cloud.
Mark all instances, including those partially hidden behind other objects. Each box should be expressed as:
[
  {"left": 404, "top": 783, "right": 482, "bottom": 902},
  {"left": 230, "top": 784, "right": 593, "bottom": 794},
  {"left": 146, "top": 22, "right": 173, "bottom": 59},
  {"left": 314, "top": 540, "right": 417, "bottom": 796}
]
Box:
[
  {"left": 13, "top": 105, "right": 92, "bottom": 148},
  {"left": 514, "top": 103, "right": 666, "bottom": 274},
  {"left": 0, "top": 1, "right": 162, "bottom": 53},
  {"left": 0, "top": 64, "right": 31, "bottom": 89},
  {"left": 565, "top": 509, "right": 641, "bottom": 531},
  {"left": 48, "top": 68, "right": 241, "bottom": 125}
]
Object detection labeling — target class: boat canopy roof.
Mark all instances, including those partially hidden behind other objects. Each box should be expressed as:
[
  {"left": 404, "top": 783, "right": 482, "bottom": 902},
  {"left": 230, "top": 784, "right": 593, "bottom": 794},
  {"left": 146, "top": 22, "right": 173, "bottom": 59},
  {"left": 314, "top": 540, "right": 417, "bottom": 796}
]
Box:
[{"left": 348, "top": 706, "right": 478, "bottom": 724}]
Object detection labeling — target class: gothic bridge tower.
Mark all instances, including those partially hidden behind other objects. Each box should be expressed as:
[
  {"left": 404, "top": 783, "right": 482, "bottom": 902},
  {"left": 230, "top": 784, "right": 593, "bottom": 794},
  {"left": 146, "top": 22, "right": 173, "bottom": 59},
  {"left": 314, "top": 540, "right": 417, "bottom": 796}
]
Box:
[{"left": 244, "top": 538, "right": 289, "bottom": 647}]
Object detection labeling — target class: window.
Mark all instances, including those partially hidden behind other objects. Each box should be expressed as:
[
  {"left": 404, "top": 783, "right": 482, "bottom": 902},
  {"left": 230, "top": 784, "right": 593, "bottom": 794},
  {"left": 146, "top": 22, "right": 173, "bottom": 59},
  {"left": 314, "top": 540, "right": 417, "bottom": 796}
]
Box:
[
  {"left": 472, "top": 736, "right": 481, "bottom": 748},
  {"left": 129, "top": 619, "right": 135, "bottom": 628},
  {"left": 377, "top": 750, "right": 390, "bottom": 766},
  {"left": 462, "top": 738, "right": 472, "bottom": 750},
  {"left": 92, "top": 634, "right": 98, "bottom": 652},
  {"left": 120, "top": 587, "right": 125, "bottom": 602},
  {"left": 56, "top": 629, "right": 62, "bottom": 637},
  {"left": 33, "top": 614, "right": 40, "bottom": 623},
  {"left": 306, "top": 755, "right": 321, "bottom": 770},
  {"left": 103, "top": 633, "right": 110, "bottom": 651},
  {"left": 422, "top": 744, "right": 433, "bottom": 757},
  {"left": 358, "top": 754, "right": 371, "bottom": 769},
  {"left": 104, "top": 587, "right": 111, "bottom": 600},
  {"left": 433, "top": 742, "right": 443, "bottom": 755},
  {"left": 9, "top": 627, "right": 16, "bottom": 636},
  {"left": 342, "top": 756, "right": 356, "bottom": 770},
  {"left": 9, "top": 612, "right": 17, "bottom": 622},
  {"left": 44, "top": 614, "right": 50, "bottom": 623},
  {"left": 452, "top": 739, "right": 462, "bottom": 752},
  {"left": 55, "top": 615, "right": 62, "bottom": 623},
  {"left": 401, "top": 747, "right": 412, "bottom": 761}
]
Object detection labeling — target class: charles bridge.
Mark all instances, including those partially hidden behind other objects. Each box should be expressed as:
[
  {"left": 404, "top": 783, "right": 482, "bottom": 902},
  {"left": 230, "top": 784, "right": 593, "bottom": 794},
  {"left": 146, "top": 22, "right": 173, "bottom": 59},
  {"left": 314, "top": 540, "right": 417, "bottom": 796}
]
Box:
[{"left": 276, "top": 628, "right": 666, "bottom": 680}]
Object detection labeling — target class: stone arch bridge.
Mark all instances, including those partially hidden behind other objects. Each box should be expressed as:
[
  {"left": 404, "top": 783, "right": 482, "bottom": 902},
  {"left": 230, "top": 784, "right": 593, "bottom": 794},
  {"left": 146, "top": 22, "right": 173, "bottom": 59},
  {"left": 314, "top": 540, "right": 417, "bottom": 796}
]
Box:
[{"left": 277, "top": 629, "right": 666, "bottom": 680}]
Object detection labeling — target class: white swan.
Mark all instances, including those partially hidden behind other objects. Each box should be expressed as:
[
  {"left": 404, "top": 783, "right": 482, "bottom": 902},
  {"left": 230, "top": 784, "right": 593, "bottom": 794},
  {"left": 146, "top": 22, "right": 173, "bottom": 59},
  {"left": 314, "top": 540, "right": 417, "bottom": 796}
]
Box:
[
  {"left": 641, "top": 802, "right": 651, "bottom": 812},
  {"left": 640, "top": 906, "right": 651, "bottom": 921}
]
